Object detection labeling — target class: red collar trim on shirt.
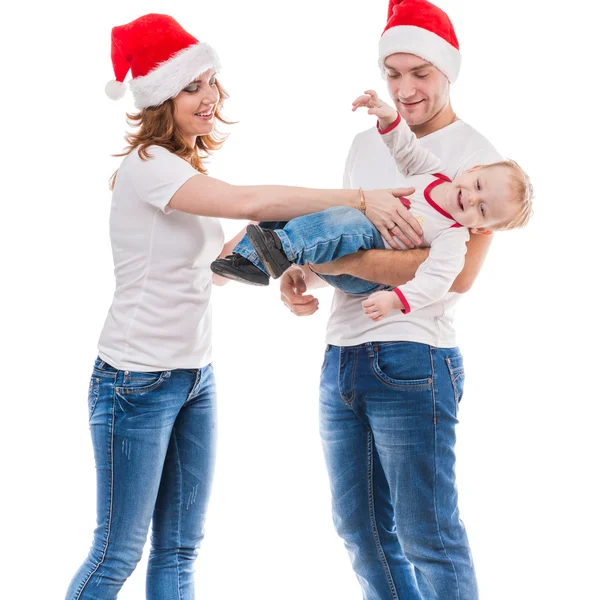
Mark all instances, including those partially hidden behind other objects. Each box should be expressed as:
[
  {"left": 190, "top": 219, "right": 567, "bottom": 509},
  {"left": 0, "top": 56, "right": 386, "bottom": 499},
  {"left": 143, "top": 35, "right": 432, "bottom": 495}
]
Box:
[{"left": 424, "top": 173, "right": 462, "bottom": 227}]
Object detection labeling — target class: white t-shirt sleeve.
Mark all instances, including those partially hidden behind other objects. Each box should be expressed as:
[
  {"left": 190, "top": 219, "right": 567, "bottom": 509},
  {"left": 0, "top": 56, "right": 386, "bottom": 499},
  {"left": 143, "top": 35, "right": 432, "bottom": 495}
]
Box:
[
  {"left": 125, "top": 146, "right": 201, "bottom": 214},
  {"left": 393, "top": 226, "right": 470, "bottom": 314}
]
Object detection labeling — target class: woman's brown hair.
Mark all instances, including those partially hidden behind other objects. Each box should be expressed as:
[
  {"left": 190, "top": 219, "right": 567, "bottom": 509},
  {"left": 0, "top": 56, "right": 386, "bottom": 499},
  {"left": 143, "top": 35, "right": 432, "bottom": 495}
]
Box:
[{"left": 109, "top": 80, "right": 232, "bottom": 189}]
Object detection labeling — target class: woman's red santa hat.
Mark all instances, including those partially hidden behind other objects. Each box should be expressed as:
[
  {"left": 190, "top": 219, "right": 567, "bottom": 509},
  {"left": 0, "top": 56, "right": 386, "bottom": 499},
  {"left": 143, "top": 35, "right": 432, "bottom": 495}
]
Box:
[
  {"left": 105, "top": 14, "right": 221, "bottom": 109},
  {"left": 379, "top": 0, "right": 461, "bottom": 83}
]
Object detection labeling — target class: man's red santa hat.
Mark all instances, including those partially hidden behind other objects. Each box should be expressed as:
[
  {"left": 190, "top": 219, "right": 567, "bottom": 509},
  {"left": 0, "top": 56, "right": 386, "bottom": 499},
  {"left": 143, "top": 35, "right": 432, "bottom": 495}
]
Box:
[{"left": 379, "top": 0, "right": 461, "bottom": 82}]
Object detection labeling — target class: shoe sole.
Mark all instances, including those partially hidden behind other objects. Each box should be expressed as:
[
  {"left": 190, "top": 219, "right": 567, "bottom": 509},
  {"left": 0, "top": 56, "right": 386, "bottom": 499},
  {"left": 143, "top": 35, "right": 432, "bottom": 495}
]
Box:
[
  {"left": 210, "top": 261, "right": 269, "bottom": 286},
  {"left": 246, "top": 225, "right": 290, "bottom": 279}
]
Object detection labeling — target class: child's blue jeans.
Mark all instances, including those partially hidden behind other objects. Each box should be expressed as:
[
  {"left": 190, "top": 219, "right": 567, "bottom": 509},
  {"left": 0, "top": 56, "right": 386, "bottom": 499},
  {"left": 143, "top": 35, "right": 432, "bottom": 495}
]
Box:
[{"left": 233, "top": 207, "right": 391, "bottom": 295}]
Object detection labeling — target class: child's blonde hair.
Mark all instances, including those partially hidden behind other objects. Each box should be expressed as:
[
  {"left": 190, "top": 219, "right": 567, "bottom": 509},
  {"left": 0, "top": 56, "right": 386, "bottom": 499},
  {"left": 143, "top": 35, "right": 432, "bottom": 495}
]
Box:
[{"left": 481, "top": 160, "right": 534, "bottom": 231}]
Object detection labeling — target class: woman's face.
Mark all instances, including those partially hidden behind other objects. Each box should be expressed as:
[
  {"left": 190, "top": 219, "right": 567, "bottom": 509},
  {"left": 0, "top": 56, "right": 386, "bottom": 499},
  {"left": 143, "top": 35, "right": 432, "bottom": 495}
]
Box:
[{"left": 172, "top": 69, "right": 220, "bottom": 145}]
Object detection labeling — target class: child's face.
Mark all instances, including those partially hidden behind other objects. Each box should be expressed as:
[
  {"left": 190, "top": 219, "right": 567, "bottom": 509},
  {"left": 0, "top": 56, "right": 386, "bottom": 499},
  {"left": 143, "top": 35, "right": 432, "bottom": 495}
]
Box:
[{"left": 448, "top": 166, "right": 517, "bottom": 232}]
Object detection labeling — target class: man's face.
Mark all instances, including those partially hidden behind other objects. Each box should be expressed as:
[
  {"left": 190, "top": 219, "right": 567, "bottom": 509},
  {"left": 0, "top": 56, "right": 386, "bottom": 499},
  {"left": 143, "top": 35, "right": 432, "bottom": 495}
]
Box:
[{"left": 384, "top": 53, "right": 450, "bottom": 128}]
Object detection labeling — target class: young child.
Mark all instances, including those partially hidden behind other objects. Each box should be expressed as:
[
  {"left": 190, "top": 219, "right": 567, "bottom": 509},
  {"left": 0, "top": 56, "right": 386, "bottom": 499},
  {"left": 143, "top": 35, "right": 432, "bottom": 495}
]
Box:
[{"left": 211, "top": 90, "right": 533, "bottom": 321}]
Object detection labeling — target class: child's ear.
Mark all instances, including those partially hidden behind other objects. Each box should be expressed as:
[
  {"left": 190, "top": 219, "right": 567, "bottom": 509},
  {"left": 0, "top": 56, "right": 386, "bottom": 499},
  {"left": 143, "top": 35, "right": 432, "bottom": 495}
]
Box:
[
  {"left": 466, "top": 165, "right": 482, "bottom": 172},
  {"left": 470, "top": 227, "right": 492, "bottom": 236}
]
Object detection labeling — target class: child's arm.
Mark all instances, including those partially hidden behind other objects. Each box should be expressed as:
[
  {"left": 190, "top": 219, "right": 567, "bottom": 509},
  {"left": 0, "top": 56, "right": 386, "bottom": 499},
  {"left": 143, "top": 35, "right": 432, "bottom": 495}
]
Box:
[
  {"left": 353, "top": 90, "right": 442, "bottom": 177},
  {"left": 361, "top": 227, "right": 470, "bottom": 321}
]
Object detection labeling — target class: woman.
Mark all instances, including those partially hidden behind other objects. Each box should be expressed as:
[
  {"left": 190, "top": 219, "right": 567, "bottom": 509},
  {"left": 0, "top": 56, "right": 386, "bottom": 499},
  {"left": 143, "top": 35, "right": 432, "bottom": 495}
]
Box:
[{"left": 65, "top": 13, "right": 418, "bottom": 600}]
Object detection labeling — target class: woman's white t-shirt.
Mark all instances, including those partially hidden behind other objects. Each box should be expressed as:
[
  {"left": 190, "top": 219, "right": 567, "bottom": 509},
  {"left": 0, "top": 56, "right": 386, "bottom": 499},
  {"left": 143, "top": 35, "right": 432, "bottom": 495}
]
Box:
[{"left": 98, "top": 145, "right": 224, "bottom": 371}]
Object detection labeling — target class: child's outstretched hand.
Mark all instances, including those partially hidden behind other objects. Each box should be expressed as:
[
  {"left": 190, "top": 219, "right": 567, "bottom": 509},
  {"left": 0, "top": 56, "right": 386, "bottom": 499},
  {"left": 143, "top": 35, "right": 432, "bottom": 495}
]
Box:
[
  {"left": 352, "top": 90, "right": 398, "bottom": 130},
  {"left": 361, "top": 290, "right": 403, "bottom": 322}
]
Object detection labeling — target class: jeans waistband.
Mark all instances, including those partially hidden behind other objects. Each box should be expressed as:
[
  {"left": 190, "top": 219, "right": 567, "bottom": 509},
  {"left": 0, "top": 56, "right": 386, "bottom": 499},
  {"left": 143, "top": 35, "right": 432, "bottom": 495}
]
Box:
[{"left": 94, "top": 356, "right": 118, "bottom": 373}]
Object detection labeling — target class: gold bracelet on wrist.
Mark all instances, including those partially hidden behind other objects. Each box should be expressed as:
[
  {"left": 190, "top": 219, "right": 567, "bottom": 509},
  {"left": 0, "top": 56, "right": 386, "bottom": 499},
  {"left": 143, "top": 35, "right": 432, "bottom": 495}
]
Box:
[{"left": 358, "top": 187, "right": 366, "bottom": 214}]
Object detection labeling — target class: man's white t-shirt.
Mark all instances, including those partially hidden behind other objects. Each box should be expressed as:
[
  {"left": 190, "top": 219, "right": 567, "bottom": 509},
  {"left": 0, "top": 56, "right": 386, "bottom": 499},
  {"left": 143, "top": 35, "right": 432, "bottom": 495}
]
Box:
[
  {"left": 326, "top": 121, "right": 502, "bottom": 348},
  {"left": 98, "top": 146, "right": 224, "bottom": 371}
]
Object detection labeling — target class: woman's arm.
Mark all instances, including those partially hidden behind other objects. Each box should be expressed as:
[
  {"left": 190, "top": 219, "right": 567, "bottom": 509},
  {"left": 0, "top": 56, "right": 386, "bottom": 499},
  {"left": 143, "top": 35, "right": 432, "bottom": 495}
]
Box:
[{"left": 167, "top": 174, "right": 420, "bottom": 250}]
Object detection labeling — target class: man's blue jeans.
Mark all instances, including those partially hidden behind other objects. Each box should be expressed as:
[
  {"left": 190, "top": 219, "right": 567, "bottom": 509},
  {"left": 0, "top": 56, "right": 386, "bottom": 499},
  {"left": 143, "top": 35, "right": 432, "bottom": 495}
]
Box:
[
  {"left": 65, "top": 357, "right": 217, "bottom": 600},
  {"left": 234, "top": 207, "right": 389, "bottom": 295},
  {"left": 320, "top": 342, "right": 478, "bottom": 600}
]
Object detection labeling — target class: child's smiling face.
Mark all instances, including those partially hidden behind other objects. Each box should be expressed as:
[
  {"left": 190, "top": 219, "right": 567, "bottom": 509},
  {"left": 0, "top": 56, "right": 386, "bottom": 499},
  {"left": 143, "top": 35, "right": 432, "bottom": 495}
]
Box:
[{"left": 447, "top": 165, "right": 518, "bottom": 232}]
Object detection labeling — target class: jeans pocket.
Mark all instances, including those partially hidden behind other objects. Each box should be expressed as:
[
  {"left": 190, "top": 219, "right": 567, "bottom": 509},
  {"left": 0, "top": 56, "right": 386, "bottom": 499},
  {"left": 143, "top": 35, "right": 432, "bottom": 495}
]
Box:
[
  {"left": 119, "top": 370, "right": 171, "bottom": 395},
  {"left": 370, "top": 344, "right": 433, "bottom": 390},
  {"left": 320, "top": 344, "right": 332, "bottom": 375},
  {"left": 87, "top": 375, "right": 100, "bottom": 420},
  {"left": 445, "top": 355, "right": 465, "bottom": 414}
]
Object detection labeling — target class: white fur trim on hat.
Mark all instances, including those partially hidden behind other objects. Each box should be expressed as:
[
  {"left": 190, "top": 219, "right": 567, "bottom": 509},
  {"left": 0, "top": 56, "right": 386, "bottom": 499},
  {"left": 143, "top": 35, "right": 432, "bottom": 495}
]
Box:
[
  {"left": 379, "top": 25, "right": 461, "bottom": 83},
  {"left": 129, "top": 41, "right": 221, "bottom": 109}
]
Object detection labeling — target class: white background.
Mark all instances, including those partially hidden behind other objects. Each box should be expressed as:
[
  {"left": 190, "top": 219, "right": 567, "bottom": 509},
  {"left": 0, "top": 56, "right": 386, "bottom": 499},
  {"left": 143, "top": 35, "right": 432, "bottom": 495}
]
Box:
[{"left": 1, "top": 1, "right": 598, "bottom": 598}]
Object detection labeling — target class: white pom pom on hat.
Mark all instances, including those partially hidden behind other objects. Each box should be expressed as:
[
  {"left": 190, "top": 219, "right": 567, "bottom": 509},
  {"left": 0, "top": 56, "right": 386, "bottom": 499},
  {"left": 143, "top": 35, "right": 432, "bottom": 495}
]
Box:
[{"left": 105, "top": 80, "right": 127, "bottom": 101}]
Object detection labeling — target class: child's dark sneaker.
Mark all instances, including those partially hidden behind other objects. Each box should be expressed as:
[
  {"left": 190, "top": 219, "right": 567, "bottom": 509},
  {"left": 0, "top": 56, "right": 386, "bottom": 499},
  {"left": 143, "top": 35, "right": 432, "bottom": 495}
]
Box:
[
  {"left": 246, "top": 225, "right": 292, "bottom": 279},
  {"left": 210, "top": 253, "right": 269, "bottom": 286}
]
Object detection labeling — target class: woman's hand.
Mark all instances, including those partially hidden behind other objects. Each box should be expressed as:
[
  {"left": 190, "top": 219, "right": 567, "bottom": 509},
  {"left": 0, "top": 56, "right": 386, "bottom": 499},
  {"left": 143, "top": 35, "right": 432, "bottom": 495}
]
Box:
[
  {"left": 363, "top": 188, "right": 423, "bottom": 249},
  {"left": 352, "top": 90, "right": 398, "bottom": 129}
]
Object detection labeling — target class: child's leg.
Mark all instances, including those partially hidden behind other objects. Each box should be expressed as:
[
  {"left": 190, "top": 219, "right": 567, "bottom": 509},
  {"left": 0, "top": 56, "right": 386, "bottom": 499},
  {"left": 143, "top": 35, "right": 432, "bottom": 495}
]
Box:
[
  {"left": 211, "top": 223, "right": 291, "bottom": 286},
  {"left": 232, "top": 221, "right": 289, "bottom": 267},
  {"left": 209, "top": 222, "right": 291, "bottom": 286},
  {"left": 210, "top": 233, "right": 272, "bottom": 286},
  {"left": 246, "top": 207, "right": 392, "bottom": 293},
  {"left": 279, "top": 207, "right": 386, "bottom": 266},
  {"left": 231, "top": 233, "right": 269, "bottom": 274},
  {"left": 248, "top": 207, "right": 391, "bottom": 294}
]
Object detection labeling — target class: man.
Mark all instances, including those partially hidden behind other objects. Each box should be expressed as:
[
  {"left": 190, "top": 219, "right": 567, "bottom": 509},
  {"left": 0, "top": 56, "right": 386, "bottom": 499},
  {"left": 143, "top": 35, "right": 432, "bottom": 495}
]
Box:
[{"left": 281, "top": 1, "right": 501, "bottom": 598}]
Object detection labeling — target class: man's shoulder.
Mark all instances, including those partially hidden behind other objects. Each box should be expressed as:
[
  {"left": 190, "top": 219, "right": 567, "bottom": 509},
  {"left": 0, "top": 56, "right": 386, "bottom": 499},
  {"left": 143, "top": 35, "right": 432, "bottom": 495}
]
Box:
[
  {"left": 344, "top": 126, "right": 402, "bottom": 186},
  {"left": 432, "top": 121, "right": 502, "bottom": 161},
  {"left": 348, "top": 121, "right": 499, "bottom": 156},
  {"left": 346, "top": 126, "right": 391, "bottom": 166},
  {"left": 348, "top": 126, "right": 381, "bottom": 152},
  {"left": 424, "top": 121, "right": 502, "bottom": 175}
]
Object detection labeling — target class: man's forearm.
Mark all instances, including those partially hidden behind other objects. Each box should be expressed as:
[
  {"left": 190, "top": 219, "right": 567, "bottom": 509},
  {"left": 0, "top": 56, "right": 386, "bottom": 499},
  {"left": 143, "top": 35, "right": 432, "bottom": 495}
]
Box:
[
  {"left": 302, "top": 264, "right": 330, "bottom": 290},
  {"left": 313, "top": 231, "right": 493, "bottom": 292},
  {"left": 451, "top": 232, "right": 493, "bottom": 293},
  {"left": 335, "top": 248, "right": 429, "bottom": 287}
]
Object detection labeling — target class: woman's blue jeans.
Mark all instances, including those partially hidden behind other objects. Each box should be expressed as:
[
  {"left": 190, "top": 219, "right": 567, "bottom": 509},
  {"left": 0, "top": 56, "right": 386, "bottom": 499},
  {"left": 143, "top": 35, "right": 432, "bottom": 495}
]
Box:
[
  {"left": 234, "top": 207, "right": 389, "bottom": 294},
  {"left": 65, "top": 357, "right": 217, "bottom": 600}
]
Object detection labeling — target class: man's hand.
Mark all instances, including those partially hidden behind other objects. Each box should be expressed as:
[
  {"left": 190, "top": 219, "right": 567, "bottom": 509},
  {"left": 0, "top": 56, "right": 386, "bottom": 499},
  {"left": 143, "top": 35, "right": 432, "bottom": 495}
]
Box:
[{"left": 280, "top": 266, "right": 320, "bottom": 316}]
